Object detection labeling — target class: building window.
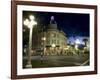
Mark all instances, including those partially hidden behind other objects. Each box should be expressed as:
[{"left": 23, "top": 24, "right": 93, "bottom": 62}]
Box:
[
  {"left": 57, "top": 40, "right": 59, "bottom": 44},
  {"left": 54, "top": 40, "right": 56, "bottom": 44},
  {"left": 52, "top": 40, "right": 54, "bottom": 44},
  {"left": 51, "top": 33, "right": 56, "bottom": 37},
  {"left": 52, "top": 39, "right": 56, "bottom": 44},
  {"left": 47, "top": 40, "right": 50, "bottom": 44},
  {"left": 57, "top": 34, "right": 59, "bottom": 38}
]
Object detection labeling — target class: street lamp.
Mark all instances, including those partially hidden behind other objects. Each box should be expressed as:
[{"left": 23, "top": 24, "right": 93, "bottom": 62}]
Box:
[
  {"left": 24, "top": 15, "right": 37, "bottom": 68},
  {"left": 41, "top": 37, "right": 46, "bottom": 55},
  {"left": 41, "top": 37, "right": 46, "bottom": 63}
]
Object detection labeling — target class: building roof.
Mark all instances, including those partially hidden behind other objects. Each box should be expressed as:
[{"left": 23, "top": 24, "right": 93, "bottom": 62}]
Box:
[{"left": 47, "top": 23, "right": 57, "bottom": 30}]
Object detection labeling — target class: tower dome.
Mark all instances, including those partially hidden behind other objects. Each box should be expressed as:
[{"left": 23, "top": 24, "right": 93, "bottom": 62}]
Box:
[{"left": 48, "top": 16, "right": 57, "bottom": 29}]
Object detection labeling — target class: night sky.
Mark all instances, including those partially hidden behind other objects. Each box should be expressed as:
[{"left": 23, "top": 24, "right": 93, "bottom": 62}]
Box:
[{"left": 23, "top": 11, "right": 90, "bottom": 39}]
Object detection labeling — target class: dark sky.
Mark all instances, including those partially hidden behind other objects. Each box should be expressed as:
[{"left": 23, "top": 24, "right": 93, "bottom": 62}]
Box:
[{"left": 23, "top": 11, "right": 90, "bottom": 38}]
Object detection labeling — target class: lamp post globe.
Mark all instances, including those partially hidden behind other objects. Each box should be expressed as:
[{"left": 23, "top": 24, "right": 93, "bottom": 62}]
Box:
[
  {"left": 24, "top": 19, "right": 29, "bottom": 26},
  {"left": 29, "top": 15, "right": 35, "bottom": 20}
]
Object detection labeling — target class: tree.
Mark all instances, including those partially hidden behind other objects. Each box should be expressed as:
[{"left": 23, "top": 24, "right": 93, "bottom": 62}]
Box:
[{"left": 83, "top": 38, "right": 88, "bottom": 46}]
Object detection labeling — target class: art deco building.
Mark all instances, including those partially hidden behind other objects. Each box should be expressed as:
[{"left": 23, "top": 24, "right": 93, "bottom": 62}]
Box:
[{"left": 32, "top": 16, "right": 67, "bottom": 55}]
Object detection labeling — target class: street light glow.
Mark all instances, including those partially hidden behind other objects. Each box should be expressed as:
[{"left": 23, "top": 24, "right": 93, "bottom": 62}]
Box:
[
  {"left": 75, "top": 39, "right": 80, "bottom": 44},
  {"left": 24, "top": 19, "right": 29, "bottom": 26},
  {"left": 52, "top": 43, "right": 56, "bottom": 48},
  {"left": 75, "top": 45, "right": 78, "bottom": 50},
  {"left": 29, "top": 15, "right": 35, "bottom": 20},
  {"left": 24, "top": 15, "right": 37, "bottom": 29},
  {"left": 42, "top": 37, "right": 46, "bottom": 41},
  {"left": 75, "top": 39, "right": 81, "bottom": 50}
]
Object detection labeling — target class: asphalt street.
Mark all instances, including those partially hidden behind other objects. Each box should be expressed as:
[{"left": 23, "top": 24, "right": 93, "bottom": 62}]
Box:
[{"left": 23, "top": 54, "right": 89, "bottom": 68}]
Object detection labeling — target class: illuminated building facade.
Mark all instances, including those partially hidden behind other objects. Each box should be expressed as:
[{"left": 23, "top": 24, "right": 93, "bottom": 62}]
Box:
[{"left": 32, "top": 16, "right": 67, "bottom": 55}]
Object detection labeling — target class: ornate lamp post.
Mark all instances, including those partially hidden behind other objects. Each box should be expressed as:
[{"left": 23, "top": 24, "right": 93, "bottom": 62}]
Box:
[
  {"left": 24, "top": 15, "right": 37, "bottom": 68},
  {"left": 41, "top": 37, "right": 46, "bottom": 63},
  {"left": 42, "top": 37, "right": 46, "bottom": 55}
]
